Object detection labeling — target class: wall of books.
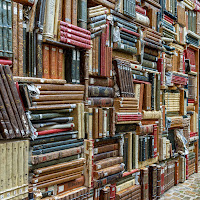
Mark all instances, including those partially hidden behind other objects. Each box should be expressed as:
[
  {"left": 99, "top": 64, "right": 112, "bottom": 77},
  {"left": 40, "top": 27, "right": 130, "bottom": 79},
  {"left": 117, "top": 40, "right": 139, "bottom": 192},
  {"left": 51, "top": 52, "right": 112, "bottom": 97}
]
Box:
[{"left": 0, "top": 0, "right": 199, "bottom": 199}]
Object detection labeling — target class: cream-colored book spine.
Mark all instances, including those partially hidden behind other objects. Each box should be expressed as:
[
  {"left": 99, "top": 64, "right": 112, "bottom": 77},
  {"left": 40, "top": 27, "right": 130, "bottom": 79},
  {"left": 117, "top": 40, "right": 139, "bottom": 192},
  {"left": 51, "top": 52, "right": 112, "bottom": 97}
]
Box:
[
  {"left": 116, "top": 179, "right": 135, "bottom": 193},
  {"left": 0, "top": 142, "right": 6, "bottom": 192},
  {"left": 18, "top": 141, "right": 24, "bottom": 186},
  {"left": 23, "top": 140, "right": 29, "bottom": 185},
  {"left": 81, "top": 103, "right": 85, "bottom": 139},
  {"left": 53, "top": 0, "right": 60, "bottom": 41},
  {"left": 77, "top": 103, "right": 82, "bottom": 139},
  {"left": 12, "top": 141, "right": 19, "bottom": 188},
  {"left": 103, "top": 110, "right": 107, "bottom": 138},
  {"left": 6, "top": 141, "right": 12, "bottom": 190},
  {"left": 88, "top": 108, "right": 93, "bottom": 139},
  {"left": 127, "top": 132, "right": 132, "bottom": 171},
  {"left": 43, "top": 0, "right": 56, "bottom": 39}
]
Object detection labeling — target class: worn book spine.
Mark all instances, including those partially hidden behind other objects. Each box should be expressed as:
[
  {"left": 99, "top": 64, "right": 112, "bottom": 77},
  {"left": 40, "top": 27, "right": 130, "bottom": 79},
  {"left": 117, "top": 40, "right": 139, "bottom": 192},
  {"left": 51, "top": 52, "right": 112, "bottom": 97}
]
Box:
[
  {"left": 36, "top": 33, "right": 43, "bottom": 78},
  {"left": 88, "top": 86, "right": 114, "bottom": 97},
  {"left": 93, "top": 108, "right": 99, "bottom": 139},
  {"left": 94, "top": 150, "right": 119, "bottom": 162},
  {"left": 78, "top": 0, "right": 87, "bottom": 29},
  {"left": 49, "top": 46, "right": 57, "bottom": 79},
  {"left": 57, "top": 48, "right": 64, "bottom": 79},
  {"left": 43, "top": 0, "right": 56, "bottom": 39}
]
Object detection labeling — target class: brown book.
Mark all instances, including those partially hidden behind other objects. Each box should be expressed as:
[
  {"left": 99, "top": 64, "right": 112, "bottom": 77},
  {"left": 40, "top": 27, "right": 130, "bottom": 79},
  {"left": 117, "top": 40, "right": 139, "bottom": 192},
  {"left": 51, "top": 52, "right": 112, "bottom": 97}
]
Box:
[
  {"left": 89, "top": 77, "right": 114, "bottom": 87},
  {"left": 139, "top": 83, "right": 144, "bottom": 113},
  {"left": 95, "top": 36, "right": 99, "bottom": 75},
  {"left": 93, "top": 108, "right": 99, "bottom": 139},
  {"left": 32, "top": 166, "right": 83, "bottom": 184},
  {"left": 12, "top": 2, "right": 18, "bottom": 76},
  {"left": 71, "top": 0, "right": 77, "bottom": 25},
  {"left": 57, "top": 48, "right": 64, "bottom": 79},
  {"left": 36, "top": 84, "right": 84, "bottom": 91},
  {"left": 110, "top": 107, "right": 115, "bottom": 137},
  {"left": 98, "top": 108, "right": 103, "bottom": 138},
  {"left": 100, "top": 187, "right": 110, "bottom": 200},
  {"left": 18, "top": 3, "right": 23, "bottom": 77},
  {"left": 42, "top": 44, "right": 50, "bottom": 79},
  {"left": 49, "top": 46, "right": 57, "bottom": 79},
  {"left": 94, "top": 157, "right": 123, "bottom": 171},
  {"left": 33, "top": 158, "right": 86, "bottom": 175},
  {"left": 63, "top": 0, "right": 71, "bottom": 23},
  {"left": 57, "top": 176, "right": 84, "bottom": 194},
  {"left": 94, "top": 164, "right": 125, "bottom": 179},
  {"left": 143, "top": 83, "right": 151, "bottom": 111},
  {"left": 94, "top": 144, "right": 119, "bottom": 155},
  {"left": 31, "top": 146, "right": 83, "bottom": 164},
  {"left": 32, "top": 94, "right": 83, "bottom": 101},
  {"left": 94, "top": 150, "right": 119, "bottom": 162}
]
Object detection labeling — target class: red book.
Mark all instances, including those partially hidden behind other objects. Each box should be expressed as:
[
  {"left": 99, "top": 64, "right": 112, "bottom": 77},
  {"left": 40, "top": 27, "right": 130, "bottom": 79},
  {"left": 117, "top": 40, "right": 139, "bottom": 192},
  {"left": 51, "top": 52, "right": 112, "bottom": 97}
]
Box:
[
  {"left": 61, "top": 31, "right": 91, "bottom": 44},
  {"left": 0, "top": 59, "right": 12, "bottom": 65},
  {"left": 121, "top": 27, "right": 140, "bottom": 38},
  {"left": 37, "top": 128, "right": 73, "bottom": 135},
  {"left": 110, "top": 184, "right": 116, "bottom": 199},
  {"left": 182, "top": 51, "right": 185, "bottom": 72},
  {"left": 164, "top": 14, "right": 174, "bottom": 24},
  {"left": 157, "top": 58, "right": 164, "bottom": 85},
  {"left": 60, "top": 36, "right": 91, "bottom": 49},
  {"left": 184, "top": 48, "right": 196, "bottom": 71},
  {"left": 185, "top": 154, "right": 189, "bottom": 179},
  {"left": 60, "top": 21, "right": 91, "bottom": 35},
  {"left": 60, "top": 26, "right": 91, "bottom": 40},
  {"left": 161, "top": 166, "right": 165, "bottom": 195},
  {"left": 101, "top": 32, "right": 106, "bottom": 76},
  {"left": 136, "top": 5, "right": 146, "bottom": 15}
]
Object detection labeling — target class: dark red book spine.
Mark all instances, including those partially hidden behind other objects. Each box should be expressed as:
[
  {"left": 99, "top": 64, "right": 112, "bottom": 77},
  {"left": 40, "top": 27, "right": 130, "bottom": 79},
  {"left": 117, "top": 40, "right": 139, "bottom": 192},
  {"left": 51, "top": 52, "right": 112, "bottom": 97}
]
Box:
[
  {"left": 185, "top": 154, "right": 189, "bottom": 179},
  {"left": 121, "top": 27, "right": 140, "bottom": 38},
  {"left": 157, "top": 58, "right": 164, "bottom": 85},
  {"left": 0, "top": 59, "right": 12, "bottom": 65},
  {"left": 60, "top": 21, "right": 91, "bottom": 35},
  {"left": 110, "top": 183, "right": 116, "bottom": 199},
  {"left": 161, "top": 166, "right": 165, "bottom": 195},
  {"left": 164, "top": 14, "right": 174, "bottom": 24},
  {"left": 37, "top": 128, "right": 73, "bottom": 136},
  {"left": 60, "top": 36, "right": 91, "bottom": 49},
  {"left": 61, "top": 31, "right": 91, "bottom": 44},
  {"left": 60, "top": 26, "right": 91, "bottom": 40},
  {"left": 136, "top": 5, "right": 146, "bottom": 15}
]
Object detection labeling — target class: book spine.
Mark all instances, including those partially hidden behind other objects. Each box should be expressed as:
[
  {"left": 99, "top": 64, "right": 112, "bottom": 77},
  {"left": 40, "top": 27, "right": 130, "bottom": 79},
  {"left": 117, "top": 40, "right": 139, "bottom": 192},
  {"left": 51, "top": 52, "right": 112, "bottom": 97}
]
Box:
[
  {"left": 36, "top": 32, "right": 43, "bottom": 78},
  {"left": 78, "top": 0, "right": 87, "bottom": 29},
  {"left": 49, "top": 46, "right": 57, "bottom": 79},
  {"left": 57, "top": 48, "right": 64, "bottom": 79},
  {"left": 18, "top": 3, "right": 23, "bottom": 76},
  {"left": 61, "top": 32, "right": 91, "bottom": 44},
  {"left": 42, "top": 44, "right": 50, "bottom": 79},
  {"left": 43, "top": 0, "right": 56, "bottom": 39}
]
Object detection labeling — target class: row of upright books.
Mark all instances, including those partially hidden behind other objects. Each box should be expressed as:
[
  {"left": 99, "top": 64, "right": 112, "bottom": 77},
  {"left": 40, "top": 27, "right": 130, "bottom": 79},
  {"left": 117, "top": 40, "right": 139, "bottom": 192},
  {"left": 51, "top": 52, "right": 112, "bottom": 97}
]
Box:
[{"left": 0, "top": 0, "right": 199, "bottom": 199}]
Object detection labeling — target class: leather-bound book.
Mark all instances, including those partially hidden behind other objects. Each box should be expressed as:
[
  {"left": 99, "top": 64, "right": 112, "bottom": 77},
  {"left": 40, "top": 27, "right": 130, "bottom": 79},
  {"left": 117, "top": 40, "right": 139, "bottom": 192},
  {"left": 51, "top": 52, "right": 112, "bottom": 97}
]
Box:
[
  {"left": 94, "top": 144, "right": 118, "bottom": 155},
  {"left": 63, "top": 0, "right": 71, "bottom": 23},
  {"left": 13, "top": 0, "right": 34, "bottom": 6},
  {"left": 110, "top": 107, "right": 115, "bottom": 137},
  {"left": 42, "top": 44, "right": 50, "bottom": 78},
  {"left": 98, "top": 108, "right": 103, "bottom": 138},
  {"left": 49, "top": 46, "right": 57, "bottom": 79},
  {"left": 71, "top": 0, "right": 77, "bottom": 26},
  {"left": 161, "top": 166, "right": 164, "bottom": 194},
  {"left": 93, "top": 172, "right": 123, "bottom": 188},
  {"left": 149, "top": 164, "right": 157, "bottom": 200},
  {"left": 88, "top": 97, "right": 113, "bottom": 107},
  {"left": 57, "top": 48, "right": 64, "bottom": 79},
  {"left": 88, "top": 86, "right": 114, "bottom": 97},
  {"left": 35, "top": 0, "right": 47, "bottom": 32},
  {"left": 43, "top": 0, "right": 56, "bottom": 39},
  {"left": 143, "top": 83, "right": 151, "bottom": 111},
  {"left": 36, "top": 33, "right": 43, "bottom": 78},
  {"left": 77, "top": 0, "right": 87, "bottom": 29},
  {"left": 89, "top": 77, "right": 114, "bottom": 87},
  {"left": 94, "top": 163, "right": 125, "bottom": 179},
  {"left": 7, "top": 0, "right": 12, "bottom": 58},
  {"left": 93, "top": 108, "right": 99, "bottom": 139},
  {"left": 94, "top": 157, "right": 123, "bottom": 171},
  {"left": 140, "top": 167, "right": 149, "bottom": 200},
  {"left": 31, "top": 146, "right": 83, "bottom": 164},
  {"left": 100, "top": 187, "right": 110, "bottom": 200},
  {"left": 94, "top": 150, "right": 119, "bottom": 162},
  {"left": 12, "top": 2, "right": 18, "bottom": 75},
  {"left": 18, "top": 3, "right": 23, "bottom": 76},
  {"left": 157, "top": 165, "right": 161, "bottom": 199},
  {"left": 175, "top": 160, "right": 179, "bottom": 185}
]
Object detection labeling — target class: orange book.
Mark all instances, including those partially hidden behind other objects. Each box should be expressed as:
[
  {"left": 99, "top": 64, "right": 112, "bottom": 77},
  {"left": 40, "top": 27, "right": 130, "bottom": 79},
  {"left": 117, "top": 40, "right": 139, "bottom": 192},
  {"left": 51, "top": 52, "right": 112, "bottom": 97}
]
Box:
[
  {"left": 57, "top": 48, "right": 64, "bottom": 79},
  {"left": 42, "top": 44, "right": 50, "bottom": 79},
  {"left": 50, "top": 46, "right": 57, "bottom": 79},
  {"left": 71, "top": 0, "right": 77, "bottom": 26}
]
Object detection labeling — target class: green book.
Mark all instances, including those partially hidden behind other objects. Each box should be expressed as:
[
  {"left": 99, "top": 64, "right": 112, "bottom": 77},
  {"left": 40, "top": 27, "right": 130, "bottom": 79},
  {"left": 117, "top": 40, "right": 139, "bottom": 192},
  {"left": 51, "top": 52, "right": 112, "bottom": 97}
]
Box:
[{"left": 77, "top": 0, "right": 87, "bottom": 29}]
